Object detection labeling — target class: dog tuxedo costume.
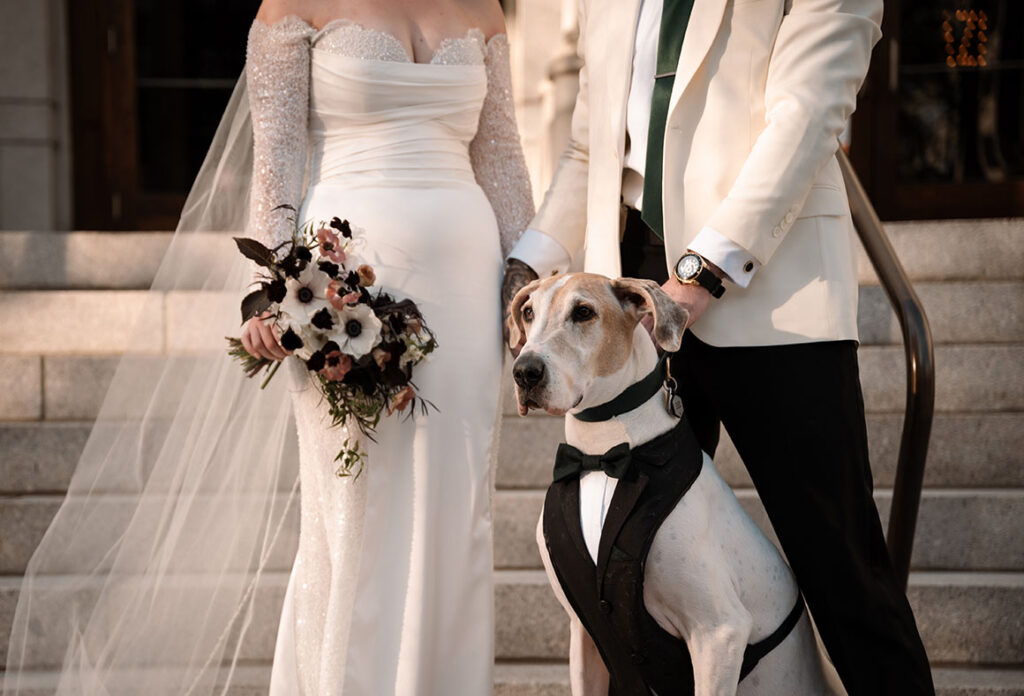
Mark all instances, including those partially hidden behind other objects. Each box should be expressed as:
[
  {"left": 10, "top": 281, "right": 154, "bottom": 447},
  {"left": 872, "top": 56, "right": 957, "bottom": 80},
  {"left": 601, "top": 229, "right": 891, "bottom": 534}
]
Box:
[{"left": 542, "top": 415, "right": 805, "bottom": 695}]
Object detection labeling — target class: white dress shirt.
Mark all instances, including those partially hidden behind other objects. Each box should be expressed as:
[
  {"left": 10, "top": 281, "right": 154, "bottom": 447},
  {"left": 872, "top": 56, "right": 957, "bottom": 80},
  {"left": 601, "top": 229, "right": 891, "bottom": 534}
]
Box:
[{"left": 510, "top": 0, "right": 761, "bottom": 287}]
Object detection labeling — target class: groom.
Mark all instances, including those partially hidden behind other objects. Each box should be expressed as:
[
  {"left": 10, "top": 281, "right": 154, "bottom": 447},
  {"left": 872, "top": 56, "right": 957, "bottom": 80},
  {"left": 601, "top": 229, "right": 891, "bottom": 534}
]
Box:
[{"left": 503, "top": 0, "right": 935, "bottom": 693}]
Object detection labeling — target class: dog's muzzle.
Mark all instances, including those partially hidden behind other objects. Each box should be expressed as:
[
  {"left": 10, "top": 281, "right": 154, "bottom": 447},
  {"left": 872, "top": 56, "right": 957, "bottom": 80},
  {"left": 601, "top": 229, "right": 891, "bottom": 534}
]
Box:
[{"left": 513, "top": 354, "right": 546, "bottom": 390}]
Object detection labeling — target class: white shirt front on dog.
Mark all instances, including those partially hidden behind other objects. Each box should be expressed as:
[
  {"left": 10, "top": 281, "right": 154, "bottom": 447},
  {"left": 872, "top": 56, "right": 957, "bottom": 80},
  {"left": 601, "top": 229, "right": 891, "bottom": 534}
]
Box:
[{"left": 579, "top": 472, "right": 618, "bottom": 562}]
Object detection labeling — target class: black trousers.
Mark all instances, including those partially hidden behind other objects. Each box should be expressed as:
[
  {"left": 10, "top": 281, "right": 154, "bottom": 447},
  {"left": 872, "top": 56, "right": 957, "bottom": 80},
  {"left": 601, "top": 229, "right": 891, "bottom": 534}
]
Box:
[{"left": 620, "top": 210, "right": 935, "bottom": 695}]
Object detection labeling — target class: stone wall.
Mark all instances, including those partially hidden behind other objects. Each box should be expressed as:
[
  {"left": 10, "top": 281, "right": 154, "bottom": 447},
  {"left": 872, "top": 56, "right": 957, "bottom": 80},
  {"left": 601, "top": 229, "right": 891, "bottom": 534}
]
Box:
[{"left": 0, "top": 0, "right": 72, "bottom": 231}]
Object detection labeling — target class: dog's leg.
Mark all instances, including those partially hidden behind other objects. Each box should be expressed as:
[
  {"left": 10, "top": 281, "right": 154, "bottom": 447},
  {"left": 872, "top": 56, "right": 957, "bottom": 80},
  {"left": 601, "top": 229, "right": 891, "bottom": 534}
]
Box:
[
  {"left": 686, "top": 611, "right": 752, "bottom": 696},
  {"left": 569, "top": 617, "right": 610, "bottom": 695},
  {"left": 646, "top": 484, "right": 754, "bottom": 696},
  {"left": 537, "top": 515, "right": 610, "bottom": 695}
]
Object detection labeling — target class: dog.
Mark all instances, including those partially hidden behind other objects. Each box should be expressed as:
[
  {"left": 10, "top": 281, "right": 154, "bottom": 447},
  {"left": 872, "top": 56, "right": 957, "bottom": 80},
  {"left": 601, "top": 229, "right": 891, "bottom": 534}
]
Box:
[{"left": 508, "top": 273, "right": 841, "bottom": 696}]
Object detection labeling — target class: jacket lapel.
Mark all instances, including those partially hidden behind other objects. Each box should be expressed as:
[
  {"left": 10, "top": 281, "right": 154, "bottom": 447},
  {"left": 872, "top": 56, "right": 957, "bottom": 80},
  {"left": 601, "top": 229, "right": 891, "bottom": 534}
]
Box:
[
  {"left": 559, "top": 480, "right": 598, "bottom": 565},
  {"left": 668, "top": 0, "right": 729, "bottom": 116},
  {"left": 589, "top": 0, "right": 644, "bottom": 153},
  {"left": 596, "top": 471, "right": 649, "bottom": 589}
]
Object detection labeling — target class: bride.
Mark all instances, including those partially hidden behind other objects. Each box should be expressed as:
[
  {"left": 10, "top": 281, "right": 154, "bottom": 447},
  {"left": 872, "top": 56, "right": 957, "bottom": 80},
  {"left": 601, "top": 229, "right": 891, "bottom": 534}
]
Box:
[{"left": 3, "top": 0, "right": 533, "bottom": 694}]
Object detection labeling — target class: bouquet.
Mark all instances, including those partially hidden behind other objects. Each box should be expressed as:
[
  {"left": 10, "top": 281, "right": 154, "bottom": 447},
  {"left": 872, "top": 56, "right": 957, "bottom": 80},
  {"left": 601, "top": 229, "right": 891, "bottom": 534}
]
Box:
[{"left": 227, "top": 207, "right": 438, "bottom": 477}]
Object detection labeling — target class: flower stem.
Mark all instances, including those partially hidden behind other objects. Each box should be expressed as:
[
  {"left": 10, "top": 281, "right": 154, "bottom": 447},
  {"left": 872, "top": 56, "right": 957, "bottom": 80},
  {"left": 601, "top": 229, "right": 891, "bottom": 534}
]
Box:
[{"left": 260, "top": 359, "right": 283, "bottom": 389}]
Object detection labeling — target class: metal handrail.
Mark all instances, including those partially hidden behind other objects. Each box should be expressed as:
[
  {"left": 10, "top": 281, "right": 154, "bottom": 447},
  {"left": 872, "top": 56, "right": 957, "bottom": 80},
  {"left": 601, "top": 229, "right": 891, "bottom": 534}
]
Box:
[{"left": 837, "top": 148, "right": 935, "bottom": 591}]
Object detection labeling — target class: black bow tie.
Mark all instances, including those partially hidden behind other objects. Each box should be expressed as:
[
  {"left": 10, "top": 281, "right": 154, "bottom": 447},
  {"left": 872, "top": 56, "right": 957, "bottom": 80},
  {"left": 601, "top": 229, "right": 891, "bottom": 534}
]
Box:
[{"left": 553, "top": 442, "right": 633, "bottom": 483}]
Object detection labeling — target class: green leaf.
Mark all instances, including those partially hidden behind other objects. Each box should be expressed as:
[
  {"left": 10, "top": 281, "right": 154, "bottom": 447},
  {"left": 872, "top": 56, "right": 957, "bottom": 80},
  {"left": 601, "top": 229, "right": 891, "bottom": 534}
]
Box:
[
  {"left": 233, "top": 237, "right": 275, "bottom": 268},
  {"left": 240, "top": 286, "right": 272, "bottom": 323}
]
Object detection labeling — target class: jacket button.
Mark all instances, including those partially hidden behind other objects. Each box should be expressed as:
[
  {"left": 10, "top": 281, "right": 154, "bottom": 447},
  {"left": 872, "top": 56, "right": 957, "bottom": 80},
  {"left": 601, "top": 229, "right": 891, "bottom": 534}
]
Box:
[
  {"left": 785, "top": 211, "right": 795, "bottom": 224},
  {"left": 771, "top": 226, "right": 782, "bottom": 238},
  {"left": 743, "top": 261, "right": 754, "bottom": 273},
  {"left": 599, "top": 600, "right": 612, "bottom": 614},
  {"left": 631, "top": 652, "right": 647, "bottom": 664}
]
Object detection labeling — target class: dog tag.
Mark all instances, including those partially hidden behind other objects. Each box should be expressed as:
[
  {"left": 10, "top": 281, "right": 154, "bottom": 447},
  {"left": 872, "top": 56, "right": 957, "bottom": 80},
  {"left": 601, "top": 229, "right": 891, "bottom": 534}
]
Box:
[{"left": 663, "top": 387, "right": 684, "bottom": 418}]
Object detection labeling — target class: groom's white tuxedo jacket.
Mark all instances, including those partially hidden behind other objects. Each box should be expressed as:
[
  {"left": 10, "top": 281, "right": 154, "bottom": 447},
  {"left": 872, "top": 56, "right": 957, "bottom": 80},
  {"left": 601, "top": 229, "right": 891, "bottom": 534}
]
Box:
[{"left": 526, "top": 0, "right": 883, "bottom": 347}]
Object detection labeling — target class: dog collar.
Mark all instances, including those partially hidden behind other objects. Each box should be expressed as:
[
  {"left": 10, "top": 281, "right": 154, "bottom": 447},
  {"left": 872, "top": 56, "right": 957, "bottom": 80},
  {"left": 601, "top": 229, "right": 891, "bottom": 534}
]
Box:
[{"left": 572, "top": 353, "right": 670, "bottom": 423}]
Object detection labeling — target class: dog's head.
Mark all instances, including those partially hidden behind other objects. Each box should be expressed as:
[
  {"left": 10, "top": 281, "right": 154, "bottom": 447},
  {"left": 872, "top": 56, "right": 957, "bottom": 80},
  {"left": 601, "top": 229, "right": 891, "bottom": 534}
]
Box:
[{"left": 508, "top": 273, "right": 689, "bottom": 416}]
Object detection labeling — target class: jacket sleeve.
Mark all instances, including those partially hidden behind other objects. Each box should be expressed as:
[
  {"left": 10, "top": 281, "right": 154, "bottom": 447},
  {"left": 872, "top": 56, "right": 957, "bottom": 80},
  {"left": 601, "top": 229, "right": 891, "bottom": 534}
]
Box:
[
  {"left": 469, "top": 34, "right": 536, "bottom": 259},
  {"left": 526, "top": 0, "right": 591, "bottom": 268},
  {"left": 704, "top": 0, "right": 882, "bottom": 265},
  {"left": 245, "top": 16, "right": 314, "bottom": 267}
]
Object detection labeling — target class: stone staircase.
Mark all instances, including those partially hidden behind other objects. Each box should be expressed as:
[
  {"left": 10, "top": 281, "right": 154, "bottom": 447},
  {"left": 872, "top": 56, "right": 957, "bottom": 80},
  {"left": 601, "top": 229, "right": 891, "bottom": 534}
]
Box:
[{"left": 1, "top": 220, "right": 1022, "bottom": 695}]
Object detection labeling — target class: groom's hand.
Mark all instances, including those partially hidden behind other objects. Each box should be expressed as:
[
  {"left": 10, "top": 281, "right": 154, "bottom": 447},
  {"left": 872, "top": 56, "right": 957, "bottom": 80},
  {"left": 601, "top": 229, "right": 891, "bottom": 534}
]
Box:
[
  {"left": 502, "top": 258, "right": 538, "bottom": 356},
  {"left": 658, "top": 279, "right": 711, "bottom": 330},
  {"left": 647, "top": 254, "right": 726, "bottom": 334}
]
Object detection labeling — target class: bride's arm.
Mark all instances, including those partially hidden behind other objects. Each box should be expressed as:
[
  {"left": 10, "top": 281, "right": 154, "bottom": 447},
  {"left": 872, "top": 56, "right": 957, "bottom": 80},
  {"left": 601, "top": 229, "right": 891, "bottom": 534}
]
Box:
[
  {"left": 241, "top": 14, "right": 313, "bottom": 360},
  {"left": 246, "top": 14, "right": 314, "bottom": 255},
  {"left": 469, "top": 35, "right": 536, "bottom": 259}
]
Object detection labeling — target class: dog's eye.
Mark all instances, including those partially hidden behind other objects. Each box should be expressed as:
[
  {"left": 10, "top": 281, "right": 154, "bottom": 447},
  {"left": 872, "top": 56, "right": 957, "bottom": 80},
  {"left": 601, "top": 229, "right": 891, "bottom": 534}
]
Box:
[
  {"left": 571, "top": 305, "right": 595, "bottom": 322},
  {"left": 522, "top": 306, "right": 534, "bottom": 322}
]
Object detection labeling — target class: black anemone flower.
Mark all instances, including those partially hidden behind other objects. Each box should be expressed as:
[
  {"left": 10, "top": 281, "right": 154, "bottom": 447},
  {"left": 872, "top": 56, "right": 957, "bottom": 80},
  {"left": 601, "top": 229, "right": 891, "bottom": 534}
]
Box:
[
  {"left": 267, "top": 277, "right": 287, "bottom": 303},
  {"left": 280, "top": 327, "right": 304, "bottom": 351},
  {"left": 311, "top": 307, "right": 335, "bottom": 330},
  {"left": 318, "top": 260, "right": 340, "bottom": 278},
  {"left": 294, "top": 245, "right": 312, "bottom": 262},
  {"left": 306, "top": 349, "right": 326, "bottom": 372},
  {"left": 331, "top": 217, "right": 354, "bottom": 238}
]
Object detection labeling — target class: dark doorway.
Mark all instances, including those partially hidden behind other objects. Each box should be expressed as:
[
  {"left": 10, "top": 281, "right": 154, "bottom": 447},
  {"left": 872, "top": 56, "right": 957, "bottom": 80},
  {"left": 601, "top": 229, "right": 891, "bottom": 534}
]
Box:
[
  {"left": 851, "top": 0, "right": 1024, "bottom": 220},
  {"left": 68, "top": 0, "right": 258, "bottom": 230}
]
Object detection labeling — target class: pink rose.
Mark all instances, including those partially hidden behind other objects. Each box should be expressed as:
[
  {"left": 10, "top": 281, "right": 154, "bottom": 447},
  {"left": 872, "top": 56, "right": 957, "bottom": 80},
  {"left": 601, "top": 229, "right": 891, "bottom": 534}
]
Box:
[
  {"left": 356, "top": 264, "right": 376, "bottom": 287},
  {"left": 388, "top": 385, "right": 416, "bottom": 415},
  {"left": 372, "top": 347, "right": 392, "bottom": 369},
  {"left": 320, "top": 351, "right": 352, "bottom": 381}
]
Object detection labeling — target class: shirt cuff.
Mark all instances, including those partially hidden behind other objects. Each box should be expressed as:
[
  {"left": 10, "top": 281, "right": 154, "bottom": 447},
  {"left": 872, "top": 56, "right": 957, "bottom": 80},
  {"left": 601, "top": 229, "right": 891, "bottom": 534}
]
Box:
[
  {"left": 688, "top": 227, "right": 760, "bottom": 289},
  {"left": 508, "top": 228, "right": 572, "bottom": 277}
]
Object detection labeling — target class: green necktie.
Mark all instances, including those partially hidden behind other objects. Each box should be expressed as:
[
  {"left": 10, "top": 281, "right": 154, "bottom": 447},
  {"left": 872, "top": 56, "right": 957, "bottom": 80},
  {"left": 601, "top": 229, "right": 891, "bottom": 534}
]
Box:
[{"left": 641, "top": 0, "right": 695, "bottom": 239}]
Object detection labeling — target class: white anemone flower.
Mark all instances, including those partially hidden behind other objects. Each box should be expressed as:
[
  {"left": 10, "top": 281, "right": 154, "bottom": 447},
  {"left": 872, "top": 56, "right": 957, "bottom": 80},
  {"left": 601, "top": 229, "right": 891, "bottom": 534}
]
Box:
[
  {"left": 279, "top": 263, "right": 331, "bottom": 327},
  {"left": 332, "top": 303, "right": 382, "bottom": 358}
]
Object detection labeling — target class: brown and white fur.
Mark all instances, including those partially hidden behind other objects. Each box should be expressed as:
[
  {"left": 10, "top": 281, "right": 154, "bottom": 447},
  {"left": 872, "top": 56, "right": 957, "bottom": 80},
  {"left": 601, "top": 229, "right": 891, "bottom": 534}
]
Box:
[{"left": 508, "top": 273, "right": 841, "bottom": 696}]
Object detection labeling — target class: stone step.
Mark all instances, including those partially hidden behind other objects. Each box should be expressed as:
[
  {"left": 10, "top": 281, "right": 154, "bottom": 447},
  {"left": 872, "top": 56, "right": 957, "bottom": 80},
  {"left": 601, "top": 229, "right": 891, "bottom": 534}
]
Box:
[
  {"left": 490, "top": 488, "right": 1024, "bottom": 572},
  {"left": 1, "top": 571, "right": 1020, "bottom": 669},
  {"left": 3, "top": 488, "right": 1017, "bottom": 576},
  {"left": 855, "top": 219, "right": 1024, "bottom": 285},
  {"left": 495, "top": 412, "right": 1024, "bottom": 491},
  {"left": 494, "top": 569, "right": 1024, "bottom": 665},
  {"left": 857, "top": 281, "right": 1024, "bottom": 345},
  {"left": 3, "top": 665, "right": 1021, "bottom": 696},
  {"left": 1, "top": 221, "right": 1020, "bottom": 290},
  {"left": 490, "top": 665, "right": 1024, "bottom": 696},
  {"left": 500, "top": 344, "right": 1024, "bottom": 418},
  {"left": 0, "top": 342, "right": 1019, "bottom": 423},
  {"left": 0, "top": 281, "right": 1020, "bottom": 359},
  {"left": 4, "top": 412, "right": 1020, "bottom": 498}
]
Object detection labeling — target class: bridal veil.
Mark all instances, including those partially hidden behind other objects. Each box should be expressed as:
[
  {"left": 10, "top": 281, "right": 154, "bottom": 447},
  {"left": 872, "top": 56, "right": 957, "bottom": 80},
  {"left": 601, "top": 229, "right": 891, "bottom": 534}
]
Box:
[{"left": 3, "top": 73, "right": 303, "bottom": 695}]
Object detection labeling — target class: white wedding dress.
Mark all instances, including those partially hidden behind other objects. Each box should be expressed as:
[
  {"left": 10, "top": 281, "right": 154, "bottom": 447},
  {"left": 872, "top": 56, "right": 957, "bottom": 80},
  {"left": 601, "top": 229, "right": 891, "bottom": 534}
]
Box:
[{"left": 245, "top": 17, "right": 534, "bottom": 696}]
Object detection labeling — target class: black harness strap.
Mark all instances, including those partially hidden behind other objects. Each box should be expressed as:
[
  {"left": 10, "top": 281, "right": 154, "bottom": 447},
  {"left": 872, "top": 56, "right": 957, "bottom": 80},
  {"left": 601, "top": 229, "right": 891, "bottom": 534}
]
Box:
[{"left": 739, "top": 593, "right": 806, "bottom": 680}]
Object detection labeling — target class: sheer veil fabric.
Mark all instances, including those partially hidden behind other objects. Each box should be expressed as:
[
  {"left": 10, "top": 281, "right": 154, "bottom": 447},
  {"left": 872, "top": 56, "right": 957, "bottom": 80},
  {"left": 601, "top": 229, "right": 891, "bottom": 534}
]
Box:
[{"left": 3, "top": 74, "right": 304, "bottom": 695}]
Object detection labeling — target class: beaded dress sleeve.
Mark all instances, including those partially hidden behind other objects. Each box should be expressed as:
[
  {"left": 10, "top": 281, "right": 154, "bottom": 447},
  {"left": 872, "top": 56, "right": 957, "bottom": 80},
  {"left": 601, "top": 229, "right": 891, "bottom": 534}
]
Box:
[
  {"left": 469, "top": 35, "right": 536, "bottom": 259},
  {"left": 246, "top": 17, "right": 315, "bottom": 262}
]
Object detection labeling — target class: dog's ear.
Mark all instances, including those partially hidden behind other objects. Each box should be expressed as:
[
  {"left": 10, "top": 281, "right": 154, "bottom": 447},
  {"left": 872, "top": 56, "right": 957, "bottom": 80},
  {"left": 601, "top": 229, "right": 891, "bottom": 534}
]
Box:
[
  {"left": 507, "top": 278, "right": 543, "bottom": 350},
  {"left": 611, "top": 277, "right": 689, "bottom": 352}
]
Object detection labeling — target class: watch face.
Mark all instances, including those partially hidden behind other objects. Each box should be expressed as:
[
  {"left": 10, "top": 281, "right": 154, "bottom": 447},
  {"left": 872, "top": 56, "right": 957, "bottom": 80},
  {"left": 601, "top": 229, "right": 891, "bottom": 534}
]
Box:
[{"left": 676, "top": 254, "right": 702, "bottom": 280}]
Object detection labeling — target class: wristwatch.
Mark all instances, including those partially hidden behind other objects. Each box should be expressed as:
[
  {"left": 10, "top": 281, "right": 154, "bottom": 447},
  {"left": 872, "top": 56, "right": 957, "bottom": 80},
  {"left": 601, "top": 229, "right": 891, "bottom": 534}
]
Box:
[{"left": 673, "top": 252, "right": 725, "bottom": 298}]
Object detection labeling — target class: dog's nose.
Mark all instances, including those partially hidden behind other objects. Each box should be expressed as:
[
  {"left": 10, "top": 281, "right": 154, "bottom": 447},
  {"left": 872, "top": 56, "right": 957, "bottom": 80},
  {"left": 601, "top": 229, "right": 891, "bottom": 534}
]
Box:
[{"left": 513, "top": 356, "right": 546, "bottom": 389}]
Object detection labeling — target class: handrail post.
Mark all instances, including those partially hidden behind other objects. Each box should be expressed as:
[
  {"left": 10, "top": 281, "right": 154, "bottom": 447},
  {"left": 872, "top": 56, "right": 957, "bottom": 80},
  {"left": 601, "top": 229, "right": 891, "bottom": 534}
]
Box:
[{"left": 837, "top": 149, "right": 936, "bottom": 591}]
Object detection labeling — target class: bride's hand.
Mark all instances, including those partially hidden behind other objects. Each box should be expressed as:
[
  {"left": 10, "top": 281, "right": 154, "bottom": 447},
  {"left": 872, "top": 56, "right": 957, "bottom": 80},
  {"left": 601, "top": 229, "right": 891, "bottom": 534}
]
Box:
[
  {"left": 502, "top": 259, "right": 538, "bottom": 357},
  {"left": 241, "top": 311, "right": 291, "bottom": 361}
]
